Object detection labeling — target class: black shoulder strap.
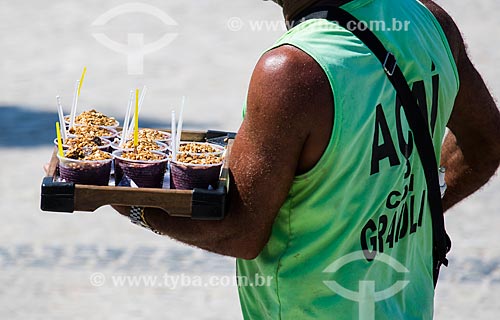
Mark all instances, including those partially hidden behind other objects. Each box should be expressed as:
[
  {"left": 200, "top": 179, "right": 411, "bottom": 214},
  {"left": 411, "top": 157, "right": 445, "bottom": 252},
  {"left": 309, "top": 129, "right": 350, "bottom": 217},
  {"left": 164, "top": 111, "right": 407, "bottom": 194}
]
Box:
[{"left": 291, "top": 6, "right": 451, "bottom": 286}]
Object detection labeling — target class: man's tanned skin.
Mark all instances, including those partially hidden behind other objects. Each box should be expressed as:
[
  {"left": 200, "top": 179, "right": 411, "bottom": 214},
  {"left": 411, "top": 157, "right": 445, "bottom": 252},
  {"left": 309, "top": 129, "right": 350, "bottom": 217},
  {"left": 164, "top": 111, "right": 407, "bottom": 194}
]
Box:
[
  {"left": 420, "top": 0, "right": 500, "bottom": 211},
  {"left": 114, "top": 0, "right": 500, "bottom": 259}
]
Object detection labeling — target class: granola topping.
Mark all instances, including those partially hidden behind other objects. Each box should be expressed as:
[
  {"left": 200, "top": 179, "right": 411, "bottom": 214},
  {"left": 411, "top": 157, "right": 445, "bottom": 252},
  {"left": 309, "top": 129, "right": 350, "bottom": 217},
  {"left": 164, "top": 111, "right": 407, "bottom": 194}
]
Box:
[
  {"left": 65, "top": 136, "right": 106, "bottom": 148},
  {"left": 128, "top": 128, "right": 171, "bottom": 142},
  {"left": 69, "top": 126, "right": 115, "bottom": 138},
  {"left": 178, "top": 143, "right": 221, "bottom": 154},
  {"left": 121, "top": 150, "right": 165, "bottom": 161},
  {"left": 65, "top": 147, "right": 112, "bottom": 161},
  {"left": 122, "top": 139, "right": 164, "bottom": 151},
  {"left": 67, "top": 109, "right": 118, "bottom": 127}
]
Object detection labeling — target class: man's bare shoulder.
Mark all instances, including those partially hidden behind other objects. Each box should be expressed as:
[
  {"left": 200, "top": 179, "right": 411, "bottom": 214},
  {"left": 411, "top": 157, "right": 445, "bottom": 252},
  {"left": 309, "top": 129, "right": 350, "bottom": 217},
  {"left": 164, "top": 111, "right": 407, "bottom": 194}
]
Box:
[
  {"left": 250, "top": 44, "right": 330, "bottom": 117},
  {"left": 247, "top": 44, "right": 333, "bottom": 174},
  {"left": 247, "top": 43, "right": 332, "bottom": 140},
  {"left": 258, "top": 44, "right": 324, "bottom": 75}
]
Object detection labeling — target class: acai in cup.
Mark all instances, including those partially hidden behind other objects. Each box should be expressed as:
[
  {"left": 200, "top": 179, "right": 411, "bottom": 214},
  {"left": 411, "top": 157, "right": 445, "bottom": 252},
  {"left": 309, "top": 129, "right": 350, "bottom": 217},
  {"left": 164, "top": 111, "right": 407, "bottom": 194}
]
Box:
[
  {"left": 57, "top": 148, "right": 113, "bottom": 186},
  {"left": 170, "top": 142, "right": 225, "bottom": 190},
  {"left": 113, "top": 150, "right": 168, "bottom": 188}
]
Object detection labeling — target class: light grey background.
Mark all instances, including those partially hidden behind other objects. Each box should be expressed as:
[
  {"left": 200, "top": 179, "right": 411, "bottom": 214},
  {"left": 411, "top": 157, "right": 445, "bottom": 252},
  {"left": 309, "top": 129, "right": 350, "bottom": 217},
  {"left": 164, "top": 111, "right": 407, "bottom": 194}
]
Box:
[{"left": 0, "top": 0, "right": 498, "bottom": 319}]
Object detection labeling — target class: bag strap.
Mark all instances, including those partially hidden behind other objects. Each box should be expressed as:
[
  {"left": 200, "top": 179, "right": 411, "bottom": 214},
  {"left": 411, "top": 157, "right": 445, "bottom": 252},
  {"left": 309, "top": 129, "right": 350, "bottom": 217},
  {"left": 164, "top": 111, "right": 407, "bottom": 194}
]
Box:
[{"left": 291, "top": 6, "right": 451, "bottom": 286}]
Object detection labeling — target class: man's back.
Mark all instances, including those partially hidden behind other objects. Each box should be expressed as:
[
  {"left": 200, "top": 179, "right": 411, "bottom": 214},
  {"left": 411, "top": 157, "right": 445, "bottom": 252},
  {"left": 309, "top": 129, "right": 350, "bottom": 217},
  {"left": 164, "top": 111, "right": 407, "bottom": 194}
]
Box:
[{"left": 234, "top": 0, "right": 500, "bottom": 318}]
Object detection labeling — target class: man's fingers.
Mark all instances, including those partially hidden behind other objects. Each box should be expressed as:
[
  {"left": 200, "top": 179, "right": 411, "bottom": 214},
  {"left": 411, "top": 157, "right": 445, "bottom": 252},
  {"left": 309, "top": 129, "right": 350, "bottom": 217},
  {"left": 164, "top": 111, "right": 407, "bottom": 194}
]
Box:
[{"left": 43, "top": 163, "right": 50, "bottom": 175}]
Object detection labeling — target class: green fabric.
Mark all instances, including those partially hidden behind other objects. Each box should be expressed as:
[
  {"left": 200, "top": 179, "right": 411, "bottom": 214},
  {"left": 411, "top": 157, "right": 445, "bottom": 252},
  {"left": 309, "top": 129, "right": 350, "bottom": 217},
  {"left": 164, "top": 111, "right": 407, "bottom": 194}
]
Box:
[{"left": 237, "top": 0, "right": 459, "bottom": 319}]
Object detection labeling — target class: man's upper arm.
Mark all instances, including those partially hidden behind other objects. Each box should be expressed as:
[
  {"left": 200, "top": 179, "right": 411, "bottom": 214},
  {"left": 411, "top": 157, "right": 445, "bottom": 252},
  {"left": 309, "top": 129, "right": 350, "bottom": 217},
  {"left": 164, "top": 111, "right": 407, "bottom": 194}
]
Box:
[
  {"left": 447, "top": 51, "right": 500, "bottom": 160},
  {"left": 426, "top": 1, "right": 500, "bottom": 158},
  {"left": 425, "top": 0, "right": 500, "bottom": 209},
  {"left": 227, "top": 45, "right": 331, "bottom": 257}
]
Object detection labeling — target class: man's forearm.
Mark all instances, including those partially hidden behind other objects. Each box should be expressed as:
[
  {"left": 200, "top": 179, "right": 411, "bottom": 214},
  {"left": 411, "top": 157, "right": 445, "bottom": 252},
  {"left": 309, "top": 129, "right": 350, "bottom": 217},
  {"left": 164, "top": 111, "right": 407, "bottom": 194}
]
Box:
[
  {"left": 440, "top": 131, "right": 500, "bottom": 212},
  {"left": 113, "top": 205, "right": 258, "bottom": 259}
]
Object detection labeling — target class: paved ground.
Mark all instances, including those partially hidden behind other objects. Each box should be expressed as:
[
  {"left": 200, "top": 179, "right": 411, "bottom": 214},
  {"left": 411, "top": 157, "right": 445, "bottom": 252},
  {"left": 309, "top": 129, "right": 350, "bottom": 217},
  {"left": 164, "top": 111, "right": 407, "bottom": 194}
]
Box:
[{"left": 0, "top": 0, "right": 499, "bottom": 319}]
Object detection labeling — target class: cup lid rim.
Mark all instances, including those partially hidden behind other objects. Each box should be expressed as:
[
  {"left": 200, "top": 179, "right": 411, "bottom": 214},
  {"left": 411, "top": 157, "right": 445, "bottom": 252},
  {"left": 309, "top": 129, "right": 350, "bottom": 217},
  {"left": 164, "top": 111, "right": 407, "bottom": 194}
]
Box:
[{"left": 171, "top": 160, "right": 223, "bottom": 167}]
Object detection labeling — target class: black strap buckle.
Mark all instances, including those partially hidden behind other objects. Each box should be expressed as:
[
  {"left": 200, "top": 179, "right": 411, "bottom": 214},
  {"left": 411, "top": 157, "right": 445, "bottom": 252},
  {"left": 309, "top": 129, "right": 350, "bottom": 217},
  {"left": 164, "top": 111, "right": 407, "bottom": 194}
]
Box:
[{"left": 383, "top": 52, "right": 397, "bottom": 76}]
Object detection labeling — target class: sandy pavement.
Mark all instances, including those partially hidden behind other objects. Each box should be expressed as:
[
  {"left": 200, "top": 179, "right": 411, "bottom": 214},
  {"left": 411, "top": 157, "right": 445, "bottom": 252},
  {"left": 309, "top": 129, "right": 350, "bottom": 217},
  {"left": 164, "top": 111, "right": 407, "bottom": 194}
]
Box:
[{"left": 0, "top": 0, "right": 499, "bottom": 319}]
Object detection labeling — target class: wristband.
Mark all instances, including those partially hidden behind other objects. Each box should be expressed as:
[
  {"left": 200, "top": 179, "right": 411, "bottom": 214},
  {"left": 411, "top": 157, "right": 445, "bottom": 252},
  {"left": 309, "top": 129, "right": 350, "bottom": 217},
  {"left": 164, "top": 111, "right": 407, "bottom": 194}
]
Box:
[{"left": 130, "top": 206, "right": 162, "bottom": 235}]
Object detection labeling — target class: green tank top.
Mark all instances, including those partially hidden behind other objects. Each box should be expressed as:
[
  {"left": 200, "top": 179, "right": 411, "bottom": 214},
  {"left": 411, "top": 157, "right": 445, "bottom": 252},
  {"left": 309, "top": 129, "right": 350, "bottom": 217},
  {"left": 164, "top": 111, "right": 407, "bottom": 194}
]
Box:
[{"left": 237, "top": 0, "right": 459, "bottom": 319}]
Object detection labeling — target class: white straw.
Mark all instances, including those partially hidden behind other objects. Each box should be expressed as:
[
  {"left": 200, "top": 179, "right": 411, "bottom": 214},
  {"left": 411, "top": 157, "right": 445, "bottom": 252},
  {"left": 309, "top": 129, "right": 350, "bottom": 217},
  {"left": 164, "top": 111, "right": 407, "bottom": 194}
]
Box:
[
  {"left": 176, "top": 96, "right": 185, "bottom": 155},
  {"left": 127, "top": 85, "right": 147, "bottom": 135},
  {"left": 120, "top": 90, "right": 135, "bottom": 147},
  {"left": 171, "top": 110, "right": 176, "bottom": 161},
  {"left": 138, "top": 85, "right": 147, "bottom": 112},
  {"left": 69, "top": 80, "right": 80, "bottom": 130},
  {"left": 56, "top": 95, "right": 67, "bottom": 142}
]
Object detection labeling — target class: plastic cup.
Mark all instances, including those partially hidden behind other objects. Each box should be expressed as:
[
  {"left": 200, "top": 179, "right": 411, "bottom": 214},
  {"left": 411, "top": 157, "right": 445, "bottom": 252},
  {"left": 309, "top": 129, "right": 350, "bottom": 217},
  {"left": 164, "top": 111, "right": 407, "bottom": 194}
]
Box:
[
  {"left": 170, "top": 142, "right": 225, "bottom": 190},
  {"left": 170, "top": 162, "right": 223, "bottom": 190},
  {"left": 112, "top": 150, "right": 168, "bottom": 188},
  {"left": 57, "top": 152, "right": 113, "bottom": 186},
  {"left": 156, "top": 133, "right": 172, "bottom": 146},
  {"left": 101, "top": 119, "right": 120, "bottom": 130},
  {"left": 113, "top": 154, "right": 125, "bottom": 187},
  {"left": 101, "top": 121, "right": 120, "bottom": 130}
]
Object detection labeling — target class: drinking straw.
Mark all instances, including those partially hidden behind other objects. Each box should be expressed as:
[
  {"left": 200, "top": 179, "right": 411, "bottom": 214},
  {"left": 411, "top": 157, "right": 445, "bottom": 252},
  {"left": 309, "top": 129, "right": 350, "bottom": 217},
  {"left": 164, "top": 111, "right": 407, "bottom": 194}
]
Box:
[
  {"left": 133, "top": 89, "right": 139, "bottom": 149},
  {"left": 68, "top": 80, "right": 80, "bottom": 130},
  {"left": 77, "top": 67, "right": 87, "bottom": 97},
  {"left": 69, "top": 67, "right": 87, "bottom": 130},
  {"left": 175, "top": 96, "right": 185, "bottom": 155},
  {"left": 138, "top": 85, "right": 147, "bottom": 111},
  {"left": 120, "top": 90, "right": 135, "bottom": 147},
  {"left": 127, "top": 85, "right": 147, "bottom": 136},
  {"left": 171, "top": 110, "right": 176, "bottom": 161},
  {"left": 56, "top": 95, "right": 67, "bottom": 142},
  {"left": 56, "top": 122, "right": 64, "bottom": 157}
]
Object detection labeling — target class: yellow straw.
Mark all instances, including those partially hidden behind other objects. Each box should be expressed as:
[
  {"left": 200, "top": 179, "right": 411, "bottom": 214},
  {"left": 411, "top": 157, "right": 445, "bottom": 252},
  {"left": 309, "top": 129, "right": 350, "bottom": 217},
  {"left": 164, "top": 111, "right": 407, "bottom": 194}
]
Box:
[
  {"left": 134, "top": 89, "right": 139, "bottom": 148},
  {"left": 77, "top": 67, "right": 87, "bottom": 97},
  {"left": 56, "top": 122, "right": 64, "bottom": 157}
]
